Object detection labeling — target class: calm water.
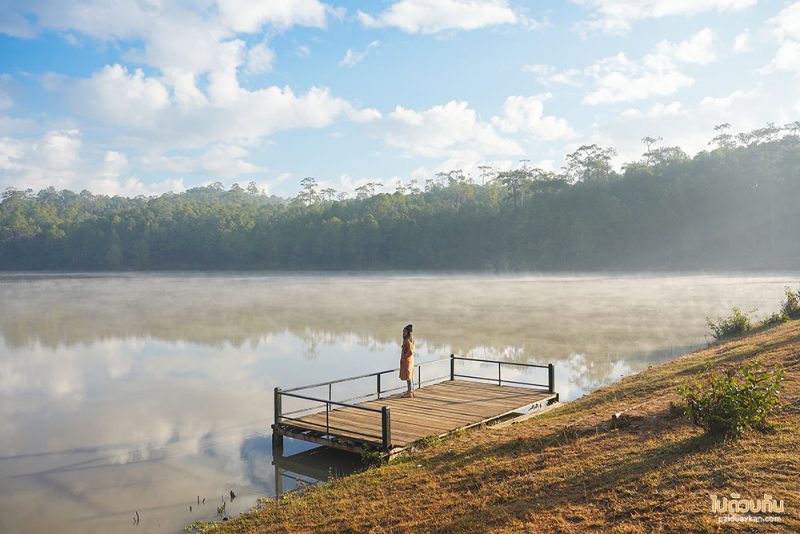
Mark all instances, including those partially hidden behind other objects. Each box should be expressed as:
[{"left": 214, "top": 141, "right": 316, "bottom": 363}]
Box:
[{"left": 0, "top": 272, "right": 797, "bottom": 533}]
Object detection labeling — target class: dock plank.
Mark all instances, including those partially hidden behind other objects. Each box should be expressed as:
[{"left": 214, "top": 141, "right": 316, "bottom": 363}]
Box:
[{"left": 277, "top": 380, "right": 556, "bottom": 450}]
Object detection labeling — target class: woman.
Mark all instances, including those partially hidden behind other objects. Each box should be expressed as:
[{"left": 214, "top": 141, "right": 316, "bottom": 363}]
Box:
[{"left": 400, "top": 324, "right": 415, "bottom": 398}]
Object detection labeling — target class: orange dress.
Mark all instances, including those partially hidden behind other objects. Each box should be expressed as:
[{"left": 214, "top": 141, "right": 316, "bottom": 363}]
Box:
[{"left": 400, "top": 337, "right": 414, "bottom": 381}]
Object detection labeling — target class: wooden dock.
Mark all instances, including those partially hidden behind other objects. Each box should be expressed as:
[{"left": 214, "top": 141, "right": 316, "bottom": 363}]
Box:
[{"left": 272, "top": 355, "right": 558, "bottom": 456}]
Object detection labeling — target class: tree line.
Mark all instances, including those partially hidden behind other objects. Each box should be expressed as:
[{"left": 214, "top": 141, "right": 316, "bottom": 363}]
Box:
[{"left": 1, "top": 122, "right": 799, "bottom": 271}]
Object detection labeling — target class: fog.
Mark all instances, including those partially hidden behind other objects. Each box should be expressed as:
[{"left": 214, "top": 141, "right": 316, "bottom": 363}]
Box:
[
  {"left": 0, "top": 272, "right": 797, "bottom": 533},
  {"left": 3, "top": 272, "right": 794, "bottom": 353}
]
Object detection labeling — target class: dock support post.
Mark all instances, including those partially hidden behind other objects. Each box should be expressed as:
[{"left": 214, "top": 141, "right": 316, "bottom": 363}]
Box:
[
  {"left": 272, "top": 387, "right": 283, "bottom": 447},
  {"left": 381, "top": 406, "right": 392, "bottom": 451},
  {"left": 450, "top": 353, "right": 455, "bottom": 380},
  {"left": 274, "top": 463, "right": 283, "bottom": 500},
  {"left": 272, "top": 440, "right": 284, "bottom": 499},
  {"left": 548, "top": 364, "right": 555, "bottom": 394}
]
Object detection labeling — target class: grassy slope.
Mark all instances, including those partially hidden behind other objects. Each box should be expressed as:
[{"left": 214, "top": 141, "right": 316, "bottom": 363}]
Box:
[{"left": 221, "top": 321, "right": 800, "bottom": 533}]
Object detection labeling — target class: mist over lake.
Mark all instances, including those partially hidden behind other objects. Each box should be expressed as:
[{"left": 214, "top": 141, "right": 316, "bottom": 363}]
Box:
[{"left": 0, "top": 272, "right": 796, "bottom": 533}]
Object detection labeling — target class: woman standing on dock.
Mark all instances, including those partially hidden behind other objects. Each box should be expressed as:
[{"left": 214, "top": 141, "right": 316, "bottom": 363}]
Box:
[{"left": 401, "top": 324, "right": 415, "bottom": 398}]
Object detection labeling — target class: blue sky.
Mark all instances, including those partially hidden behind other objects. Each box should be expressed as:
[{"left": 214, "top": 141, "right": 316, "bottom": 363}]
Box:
[{"left": 0, "top": 0, "right": 798, "bottom": 197}]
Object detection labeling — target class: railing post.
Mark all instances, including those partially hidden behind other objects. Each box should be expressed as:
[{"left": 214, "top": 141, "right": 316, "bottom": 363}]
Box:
[
  {"left": 377, "top": 373, "right": 381, "bottom": 399},
  {"left": 418, "top": 364, "right": 421, "bottom": 389},
  {"left": 498, "top": 362, "right": 502, "bottom": 386},
  {"left": 450, "top": 353, "right": 455, "bottom": 380},
  {"left": 548, "top": 363, "right": 555, "bottom": 394},
  {"left": 381, "top": 406, "right": 392, "bottom": 451},
  {"left": 272, "top": 387, "right": 283, "bottom": 447}
]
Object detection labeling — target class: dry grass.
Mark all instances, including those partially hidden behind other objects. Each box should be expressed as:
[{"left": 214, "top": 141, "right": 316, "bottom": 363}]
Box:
[{"left": 219, "top": 321, "right": 800, "bottom": 533}]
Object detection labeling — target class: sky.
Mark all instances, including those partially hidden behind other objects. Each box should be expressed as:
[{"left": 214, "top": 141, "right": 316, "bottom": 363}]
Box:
[{"left": 0, "top": 0, "right": 798, "bottom": 198}]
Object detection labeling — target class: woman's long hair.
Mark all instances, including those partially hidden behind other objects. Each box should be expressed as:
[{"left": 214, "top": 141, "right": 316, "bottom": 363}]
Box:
[{"left": 403, "top": 324, "right": 414, "bottom": 343}]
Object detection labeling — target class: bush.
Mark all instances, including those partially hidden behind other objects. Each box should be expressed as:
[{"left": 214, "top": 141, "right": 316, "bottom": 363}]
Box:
[
  {"left": 361, "top": 448, "right": 387, "bottom": 468},
  {"left": 677, "top": 360, "right": 785, "bottom": 436},
  {"left": 781, "top": 286, "right": 800, "bottom": 319},
  {"left": 706, "top": 307, "right": 752, "bottom": 340},
  {"left": 760, "top": 311, "right": 788, "bottom": 327}
]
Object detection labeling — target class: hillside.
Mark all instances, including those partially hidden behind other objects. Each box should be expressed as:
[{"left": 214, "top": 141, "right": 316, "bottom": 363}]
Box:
[{"left": 215, "top": 320, "right": 800, "bottom": 533}]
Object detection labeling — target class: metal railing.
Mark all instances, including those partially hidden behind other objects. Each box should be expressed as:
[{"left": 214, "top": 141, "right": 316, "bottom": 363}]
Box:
[
  {"left": 274, "top": 354, "right": 555, "bottom": 451},
  {"left": 451, "top": 356, "right": 555, "bottom": 393}
]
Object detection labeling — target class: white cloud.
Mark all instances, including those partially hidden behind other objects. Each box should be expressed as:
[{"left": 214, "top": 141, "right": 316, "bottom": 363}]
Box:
[
  {"left": 582, "top": 52, "right": 693, "bottom": 105},
  {"left": 654, "top": 27, "right": 717, "bottom": 65},
  {"left": 347, "top": 107, "right": 383, "bottom": 123},
  {"left": 58, "top": 63, "right": 372, "bottom": 153},
  {"left": 621, "top": 101, "right": 684, "bottom": 119},
  {"left": 523, "top": 64, "right": 582, "bottom": 86},
  {"left": 216, "top": 0, "right": 327, "bottom": 33},
  {"left": 0, "top": 129, "right": 184, "bottom": 196},
  {"left": 335, "top": 173, "right": 386, "bottom": 195},
  {"left": 413, "top": 156, "right": 520, "bottom": 181},
  {"left": 378, "top": 95, "right": 573, "bottom": 172},
  {"left": 491, "top": 93, "right": 577, "bottom": 140},
  {"left": 769, "top": 2, "right": 800, "bottom": 42},
  {"left": 435, "top": 150, "right": 499, "bottom": 174},
  {"left": 698, "top": 88, "right": 757, "bottom": 110},
  {"left": 162, "top": 70, "right": 207, "bottom": 107},
  {"left": 134, "top": 20, "right": 241, "bottom": 77},
  {"left": 94, "top": 176, "right": 186, "bottom": 197},
  {"left": 4, "top": 1, "right": 327, "bottom": 39},
  {"left": 573, "top": 0, "right": 756, "bottom": 35},
  {"left": 5, "top": 2, "right": 235, "bottom": 79},
  {"left": 0, "top": 1, "right": 325, "bottom": 79},
  {"left": 245, "top": 42, "right": 276, "bottom": 75},
  {"left": 339, "top": 41, "right": 380, "bottom": 67},
  {"left": 198, "top": 144, "right": 266, "bottom": 179},
  {"left": 17, "top": 0, "right": 154, "bottom": 41},
  {"left": 733, "top": 29, "right": 753, "bottom": 53},
  {"left": 761, "top": 3, "right": 800, "bottom": 74},
  {"left": 0, "top": 130, "right": 81, "bottom": 182},
  {"left": 385, "top": 101, "right": 523, "bottom": 158},
  {"left": 760, "top": 40, "right": 800, "bottom": 74},
  {"left": 102, "top": 150, "right": 129, "bottom": 179},
  {"left": 527, "top": 29, "right": 717, "bottom": 106},
  {"left": 582, "top": 29, "right": 716, "bottom": 105},
  {"left": 357, "top": 0, "right": 521, "bottom": 34},
  {"left": 72, "top": 65, "right": 170, "bottom": 128}
]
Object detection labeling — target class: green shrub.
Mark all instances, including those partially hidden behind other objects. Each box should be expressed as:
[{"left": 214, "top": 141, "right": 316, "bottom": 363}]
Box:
[
  {"left": 760, "top": 311, "right": 788, "bottom": 327},
  {"left": 706, "top": 307, "right": 752, "bottom": 340},
  {"left": 361, "top": 448, "right": 387, "bottom": 468},
  {"left": 677, "top": 360, "right": 785, "bottom": 436},
  {"left": 781, "top": 286, "right": 800, "bottom": 319}
]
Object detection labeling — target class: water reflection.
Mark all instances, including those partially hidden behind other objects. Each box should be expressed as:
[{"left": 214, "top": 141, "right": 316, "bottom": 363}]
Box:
[
  {"left": 0, "top": 273, "right": 797, "bottom": 533},
  {"left": 271, "top": 443, "right": 363, "bottom": 498}
]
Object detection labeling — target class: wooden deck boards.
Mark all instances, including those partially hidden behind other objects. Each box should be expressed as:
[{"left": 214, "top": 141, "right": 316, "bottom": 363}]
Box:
[{"left": 278, "top": 379, "right": 555, "bottom": 451}]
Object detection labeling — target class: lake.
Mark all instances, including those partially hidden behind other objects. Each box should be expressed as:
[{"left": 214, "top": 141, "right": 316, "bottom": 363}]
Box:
[{"left": 0, "top": 272, "right": 797, "bottom": 533}]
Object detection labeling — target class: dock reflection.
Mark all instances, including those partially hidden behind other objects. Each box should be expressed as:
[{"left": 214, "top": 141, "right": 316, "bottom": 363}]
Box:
[{"left": 272, "top": 441, "right": 364, "bottom": 498}]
